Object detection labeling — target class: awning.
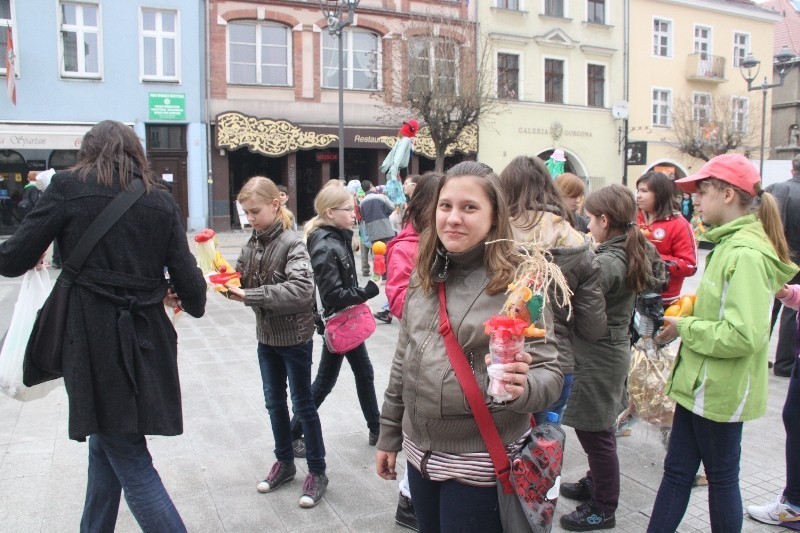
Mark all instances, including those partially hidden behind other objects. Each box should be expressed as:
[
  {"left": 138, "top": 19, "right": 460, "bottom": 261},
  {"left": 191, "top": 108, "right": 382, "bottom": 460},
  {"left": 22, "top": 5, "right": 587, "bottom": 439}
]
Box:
[{"left": 0, "top": 123, "right": 92, "bottom": 150}]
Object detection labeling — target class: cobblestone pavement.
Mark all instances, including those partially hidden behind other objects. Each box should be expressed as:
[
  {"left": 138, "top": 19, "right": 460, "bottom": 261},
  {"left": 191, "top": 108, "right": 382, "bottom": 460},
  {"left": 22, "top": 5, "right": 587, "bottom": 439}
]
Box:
[{"left": 0, "top": 231, "right": 793, "bottom": 532}]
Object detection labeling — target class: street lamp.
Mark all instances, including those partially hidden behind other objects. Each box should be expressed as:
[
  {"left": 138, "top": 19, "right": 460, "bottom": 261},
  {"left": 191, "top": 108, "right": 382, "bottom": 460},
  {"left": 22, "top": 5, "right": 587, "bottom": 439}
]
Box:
[
  {"left": 319, "top": 0, "right": 360, "bottom": 181},
  {"left": 739, "top": 46, "right": 796, "bottom": 179}
]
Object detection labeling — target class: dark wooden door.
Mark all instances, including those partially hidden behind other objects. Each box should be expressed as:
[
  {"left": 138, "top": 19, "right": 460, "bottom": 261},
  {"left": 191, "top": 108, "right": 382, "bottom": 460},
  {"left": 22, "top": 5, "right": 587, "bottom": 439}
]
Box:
[{"left": 150, "top": 155, "right": 188, "bottom": 227}]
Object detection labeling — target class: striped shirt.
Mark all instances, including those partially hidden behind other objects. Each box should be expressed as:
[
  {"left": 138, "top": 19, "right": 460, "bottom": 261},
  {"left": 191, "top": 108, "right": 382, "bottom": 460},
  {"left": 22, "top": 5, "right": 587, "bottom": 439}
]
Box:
[{"left": 403, "top": 430, "right": 530, "bottom": 487}]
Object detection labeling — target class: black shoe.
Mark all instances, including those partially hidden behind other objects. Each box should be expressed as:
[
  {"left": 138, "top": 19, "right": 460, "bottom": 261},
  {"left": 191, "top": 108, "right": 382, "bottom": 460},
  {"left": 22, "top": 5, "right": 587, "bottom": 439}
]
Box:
[
  {"left": 775, "top": 369, "right": 792, "bottom": 378},
  {"left": 292, "top": 438, "right": 306, "bottom": 459},
  {"left": 559, "top": 503, "right": 615, "bottom": 531},
  {"left": 51, "top": 262, "right": 62, "bottom": 270},
  {"left": 395, "top": 493, "right": 419, "bottom": 531},
  {"left": 257, "top": 461, "right": 296, "bottom": 493},
  {"left": 369, "top": 430, "right": 379, "bottom": 446},
  {"left": 560, "top": 476, "right": 593, "bottom": 501},
  {"left": 374, "top": 310, "right": 392, "bottom": 324},
  {"left": 362, "top": 271, "right": 371, "bottom": 277}
]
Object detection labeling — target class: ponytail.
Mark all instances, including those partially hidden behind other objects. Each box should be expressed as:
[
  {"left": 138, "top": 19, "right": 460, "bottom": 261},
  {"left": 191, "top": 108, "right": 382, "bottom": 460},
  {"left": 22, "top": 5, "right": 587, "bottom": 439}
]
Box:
[
  {"left": 277, "top": 205, "right": 294, "bottom": 231},
  {"left": 757, "top": 190, "right": 791, "bottom": 264},
  {"left": 624, "top": 224, "right": 650, "bottom": 293},
  {"left": 304, "top": 215, "right": 326, "bottom": 241}
]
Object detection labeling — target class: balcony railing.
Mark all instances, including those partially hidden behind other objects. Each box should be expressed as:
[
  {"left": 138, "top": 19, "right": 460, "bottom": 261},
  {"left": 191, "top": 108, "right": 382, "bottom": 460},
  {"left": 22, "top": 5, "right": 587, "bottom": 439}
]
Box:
[{"left": 686, "top": 53, "right": 726, "bottom": 83}]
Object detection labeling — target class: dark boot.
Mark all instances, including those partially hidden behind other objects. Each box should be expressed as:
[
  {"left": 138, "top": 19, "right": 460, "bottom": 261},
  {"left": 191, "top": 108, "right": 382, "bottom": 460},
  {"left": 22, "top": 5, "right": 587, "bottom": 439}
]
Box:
[
  {"left": 374, "top": 310, "right": 392, "bottom": 324},
  {"left": 560, "top": 476, "right": 593, "bottom": 501},
  {"left": 395, "top": 493, "right": 418, "bottom": 531},
  {"left": 559, "top": 502, "right": 616, "bottom": 531}
]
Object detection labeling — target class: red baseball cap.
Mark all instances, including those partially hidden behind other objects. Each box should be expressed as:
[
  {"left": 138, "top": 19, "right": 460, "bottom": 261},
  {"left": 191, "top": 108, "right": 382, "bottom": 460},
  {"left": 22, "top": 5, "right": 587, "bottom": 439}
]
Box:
[{"left": 674, "top": 154, "right": 760, "bottom": 196}]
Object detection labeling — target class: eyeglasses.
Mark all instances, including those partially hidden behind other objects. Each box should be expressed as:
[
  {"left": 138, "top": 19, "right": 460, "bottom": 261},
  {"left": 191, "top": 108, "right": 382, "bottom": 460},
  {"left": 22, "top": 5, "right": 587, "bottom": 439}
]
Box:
[{"left": 332, "top": 207, "right": 355, "bottom": 212}]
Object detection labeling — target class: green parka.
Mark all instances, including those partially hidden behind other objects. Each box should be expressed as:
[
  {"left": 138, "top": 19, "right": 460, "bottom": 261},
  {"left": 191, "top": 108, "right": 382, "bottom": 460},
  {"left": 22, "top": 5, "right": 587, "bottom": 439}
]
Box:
[{"left": 668, "top": 214, "right": 798, "bottom": 423}]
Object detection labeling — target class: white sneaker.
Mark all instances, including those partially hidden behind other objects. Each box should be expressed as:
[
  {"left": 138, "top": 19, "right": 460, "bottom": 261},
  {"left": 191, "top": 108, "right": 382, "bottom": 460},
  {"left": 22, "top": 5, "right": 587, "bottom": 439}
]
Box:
[{"left": 747, "top": 496, "right": 800, "bottom": 525}]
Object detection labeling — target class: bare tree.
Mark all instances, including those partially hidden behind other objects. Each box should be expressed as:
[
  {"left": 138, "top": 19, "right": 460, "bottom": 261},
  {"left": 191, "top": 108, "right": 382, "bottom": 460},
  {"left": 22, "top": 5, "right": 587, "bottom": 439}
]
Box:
[
  {"left": 373, "top": 11, "right": 505, "bottom": 171},
  {"left": 670, "top": 94, "right": 760, "bottom": 162}
]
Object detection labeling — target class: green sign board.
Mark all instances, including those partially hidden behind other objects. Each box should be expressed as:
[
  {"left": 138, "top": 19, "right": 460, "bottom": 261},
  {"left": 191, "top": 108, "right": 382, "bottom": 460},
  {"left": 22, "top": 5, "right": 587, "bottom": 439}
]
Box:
[{"left": 149, "top": 93, "right": 186, "bottom": 121}]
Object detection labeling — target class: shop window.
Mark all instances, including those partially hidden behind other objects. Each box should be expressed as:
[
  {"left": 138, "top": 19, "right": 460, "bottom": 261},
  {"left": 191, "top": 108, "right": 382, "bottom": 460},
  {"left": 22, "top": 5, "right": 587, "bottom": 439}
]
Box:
[
  {"left": 49, "top": 150, "right": 78, "bottom": 169},
  {"left": 147, "top": 125, "right": 185, "bottom": 151},
  {"left": 140, "top": 8, "right": 179, "bottom": 82},
  {"left": 59, "top": 1, "right": 102, "bottom": 78},
  {"left": 227, "top": 21, "right": 290, "bottom": 86}
]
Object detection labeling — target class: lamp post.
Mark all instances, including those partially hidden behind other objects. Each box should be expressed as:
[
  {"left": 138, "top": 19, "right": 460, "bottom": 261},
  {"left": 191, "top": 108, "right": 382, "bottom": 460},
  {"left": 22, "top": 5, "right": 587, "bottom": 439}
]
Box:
[
  {"left": 319, "top": 0, "right": 360, "bottom": 181},
  {"left": 739, "top": 46, "right": 796, "bottom": 179}
]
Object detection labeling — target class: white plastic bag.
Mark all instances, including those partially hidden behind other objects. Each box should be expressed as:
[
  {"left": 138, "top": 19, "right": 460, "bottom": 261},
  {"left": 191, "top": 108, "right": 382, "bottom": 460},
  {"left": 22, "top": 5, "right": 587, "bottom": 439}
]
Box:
[{"left": 0, "top": 268, "right": 63, "bottom": 401}]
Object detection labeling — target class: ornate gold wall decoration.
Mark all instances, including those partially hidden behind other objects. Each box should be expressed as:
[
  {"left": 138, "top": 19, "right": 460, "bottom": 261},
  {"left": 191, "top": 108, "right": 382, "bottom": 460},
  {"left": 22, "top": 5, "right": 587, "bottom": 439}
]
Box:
[
  {"left": 379, "top": 124, "right": 478, "bottom": 159},
  {"left": 216, "top": 112, "right": 338, "bottom": 156}
]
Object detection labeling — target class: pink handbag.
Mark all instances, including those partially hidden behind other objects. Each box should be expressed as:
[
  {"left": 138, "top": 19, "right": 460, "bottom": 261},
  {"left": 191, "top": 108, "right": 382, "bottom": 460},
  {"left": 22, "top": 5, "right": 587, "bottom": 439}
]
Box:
[{"left": 323, "top": 303, "right": 376, "bottom": 354}]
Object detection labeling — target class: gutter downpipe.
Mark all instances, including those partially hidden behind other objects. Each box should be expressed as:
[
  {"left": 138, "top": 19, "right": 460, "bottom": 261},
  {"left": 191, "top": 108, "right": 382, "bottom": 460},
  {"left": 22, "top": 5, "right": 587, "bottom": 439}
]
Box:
[{"left": 203, "top": 0, "right": 214, "bottom": 228}]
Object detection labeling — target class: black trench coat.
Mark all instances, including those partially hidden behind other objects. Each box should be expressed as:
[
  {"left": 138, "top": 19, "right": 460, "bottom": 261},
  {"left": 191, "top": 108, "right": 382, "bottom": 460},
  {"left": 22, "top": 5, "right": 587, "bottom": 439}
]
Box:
[{"left": 0, "top": 170, "right": 206, "bottom": 441}]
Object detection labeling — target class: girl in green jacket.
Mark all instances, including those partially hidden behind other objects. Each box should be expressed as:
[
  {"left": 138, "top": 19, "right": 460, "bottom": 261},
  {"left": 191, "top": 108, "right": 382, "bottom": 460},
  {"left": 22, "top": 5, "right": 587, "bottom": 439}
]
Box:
[{"left": 648, "top": 154, "right": 798, "bottom": 533}]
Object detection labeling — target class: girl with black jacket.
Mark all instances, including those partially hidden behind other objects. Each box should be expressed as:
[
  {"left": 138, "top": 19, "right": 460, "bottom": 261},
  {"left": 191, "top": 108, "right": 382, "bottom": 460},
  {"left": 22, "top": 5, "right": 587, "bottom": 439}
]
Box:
[{"left": 289, "top": 181, "right": 382, "bottom": 447}]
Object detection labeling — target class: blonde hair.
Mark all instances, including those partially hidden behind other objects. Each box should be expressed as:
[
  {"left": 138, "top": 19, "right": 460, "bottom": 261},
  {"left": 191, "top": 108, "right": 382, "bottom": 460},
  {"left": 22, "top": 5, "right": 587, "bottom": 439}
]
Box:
[
  {"left": 699, "top": 178, "right": 791, "bottom": 264},
  {"left": 554, "top": 172, "right": 585, "bottom": 199},
  {"left": 237, "top": 176, "right": 294, "bottom": 230},
  {"left": 304, "top": 180, "right": 353, "bottom": 240},
  {"left": 416, "top": 161, "right": 519, "bottom": 295}
]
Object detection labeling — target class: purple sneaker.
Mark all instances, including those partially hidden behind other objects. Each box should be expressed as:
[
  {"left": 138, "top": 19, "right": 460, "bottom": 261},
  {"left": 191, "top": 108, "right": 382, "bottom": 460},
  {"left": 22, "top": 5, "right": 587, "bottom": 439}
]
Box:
[
  {"left": 298, "top": 472, "right": 329, "bottom": 508},
  {"left": 256, "top": 461, "right": 296, "bottom": 493}
]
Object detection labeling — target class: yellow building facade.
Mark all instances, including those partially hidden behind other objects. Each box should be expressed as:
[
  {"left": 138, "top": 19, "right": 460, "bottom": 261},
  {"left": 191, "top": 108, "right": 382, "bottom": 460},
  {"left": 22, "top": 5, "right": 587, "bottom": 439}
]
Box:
[
  {"left": 627, "top": 0, "right": 780, "bottom": 181},
  {"left": 478, "top": 0, "right": 626, "bottom": 189}
]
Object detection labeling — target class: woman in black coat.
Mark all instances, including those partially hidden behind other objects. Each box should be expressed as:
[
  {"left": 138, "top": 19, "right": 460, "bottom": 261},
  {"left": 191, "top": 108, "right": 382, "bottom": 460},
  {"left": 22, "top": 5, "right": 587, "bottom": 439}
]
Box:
[{"left": 0, "top": 120, "right": 206, "bottom": 532}]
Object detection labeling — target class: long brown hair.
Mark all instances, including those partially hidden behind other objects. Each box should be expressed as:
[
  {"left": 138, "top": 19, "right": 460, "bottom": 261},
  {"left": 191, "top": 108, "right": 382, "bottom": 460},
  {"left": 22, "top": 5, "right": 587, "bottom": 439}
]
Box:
[
  {"left": 402, "top": 171, "right": 444, "bottom": 232},
  {"left": 584, "top": 184, "right": 650, "bottom": 293},
  {"left": 73, "top": 120, "right": 154, "bottom": 191},
  {"left": 699, "top": 178, "right": 791, "bottom": 263},
  {"left": 496, "top": 155, "right": 574, "bottom": 230},
  {"left": 636, "top": 171, "right": 678, "bottom": 220},
  {"left": 237, "top": 176, "right": 294, "bottom": 231},
  {"left": 416, "top": 161, "right": 517, "bottom": 295}
]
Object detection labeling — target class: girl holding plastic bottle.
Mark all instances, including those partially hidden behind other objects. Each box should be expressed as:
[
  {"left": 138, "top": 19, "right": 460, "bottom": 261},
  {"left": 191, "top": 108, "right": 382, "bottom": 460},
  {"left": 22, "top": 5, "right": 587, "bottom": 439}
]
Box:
[
  {"left": 647, "top": 154, "right": 798, "bottom": 533},
  {"left": 224, "top": 176, "right": 327, "bottom": 508}
]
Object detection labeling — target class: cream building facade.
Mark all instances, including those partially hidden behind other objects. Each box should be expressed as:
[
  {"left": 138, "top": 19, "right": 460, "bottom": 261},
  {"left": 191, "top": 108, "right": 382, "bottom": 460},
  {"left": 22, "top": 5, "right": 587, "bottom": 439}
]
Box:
[
  {"left": 627, "top": 0, "right": 780, "bottom": 181},
  {"left": 478, "top": 0, "right": 626, "bottom": 190}
]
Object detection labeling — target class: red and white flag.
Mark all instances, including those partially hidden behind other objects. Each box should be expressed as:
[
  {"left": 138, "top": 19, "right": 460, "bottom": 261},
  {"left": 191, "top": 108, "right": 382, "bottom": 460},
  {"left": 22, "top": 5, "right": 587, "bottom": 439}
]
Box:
[{"left": 5, "top": 25, "right": 16, "bottom": 105}]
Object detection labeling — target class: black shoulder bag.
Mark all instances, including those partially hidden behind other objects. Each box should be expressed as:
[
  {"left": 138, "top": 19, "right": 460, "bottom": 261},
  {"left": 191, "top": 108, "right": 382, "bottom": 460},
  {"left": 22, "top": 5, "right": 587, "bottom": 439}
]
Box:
[{"left": 23, "top": 180, "right": 146, "bottom": 387}]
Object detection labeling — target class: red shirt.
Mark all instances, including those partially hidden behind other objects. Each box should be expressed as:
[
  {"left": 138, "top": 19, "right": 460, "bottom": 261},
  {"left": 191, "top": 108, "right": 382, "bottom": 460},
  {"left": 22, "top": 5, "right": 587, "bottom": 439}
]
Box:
[{"left": 636, "top": 211, "right": 698, "bottom": 303}]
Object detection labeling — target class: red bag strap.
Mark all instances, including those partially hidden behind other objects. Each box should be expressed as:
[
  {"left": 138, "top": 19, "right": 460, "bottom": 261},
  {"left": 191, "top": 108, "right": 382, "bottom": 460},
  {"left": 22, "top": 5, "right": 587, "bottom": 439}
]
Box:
[{"left": 437, "top": 283, "right": 514, "bottom": 494}]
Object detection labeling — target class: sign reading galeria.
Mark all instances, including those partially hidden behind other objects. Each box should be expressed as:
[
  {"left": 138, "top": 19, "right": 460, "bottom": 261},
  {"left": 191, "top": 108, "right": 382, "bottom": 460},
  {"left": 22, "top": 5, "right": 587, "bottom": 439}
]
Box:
[{"left": 149, "top": 93, "right": 186, "bottom": 121}]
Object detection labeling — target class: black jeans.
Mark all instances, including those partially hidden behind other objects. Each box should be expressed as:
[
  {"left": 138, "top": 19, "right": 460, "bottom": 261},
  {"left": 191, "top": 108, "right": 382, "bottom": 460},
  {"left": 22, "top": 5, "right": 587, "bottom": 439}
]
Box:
[
  {"left": 407, "top": 464, "right": 502, "bottom": 533},
  {"left": 291, "top": 341, "right": 380, "bottom": 440},
  {"left": 784, "top": 355, "right": 800, "bottom": 506},
  {"left": 257, "top": 341, "right": 326, "bottom": 474},
  {"left": 574, "top": 427, "right": 620, "bottom": 514},
  {"left": 647, "top": 404, "right": 743, "bottom": 533}
]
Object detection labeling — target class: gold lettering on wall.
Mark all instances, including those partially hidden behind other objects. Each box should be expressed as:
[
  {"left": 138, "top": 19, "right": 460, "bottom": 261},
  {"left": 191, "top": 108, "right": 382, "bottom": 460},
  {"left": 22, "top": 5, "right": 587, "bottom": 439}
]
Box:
[
  {"left": 379, "top": 125, "right": 478, "bottom": 158},
  {"left": 216, "top": 112, "right": 338, "bottom": 156}
]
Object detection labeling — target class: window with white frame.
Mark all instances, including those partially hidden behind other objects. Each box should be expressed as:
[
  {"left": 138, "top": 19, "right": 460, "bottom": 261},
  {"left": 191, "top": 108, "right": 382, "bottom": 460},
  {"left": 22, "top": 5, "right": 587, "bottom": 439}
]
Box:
[
  {"left": 496, "top": 0, "right": 520, "bottom": 9},
  {"left": 228, "top": 21, "right": 290, "bottom": 86},
  {"left": 545, "top": 58, "right": 564, "bottom": 103},
  {"left": 587, "top": 64, "right": 604, "bottom": 107},
  {"left": 733, "top": 32, "right": 749, "bottom": 68},
  {"left": 60, "top": 2, "right": 101, "bottom": 77},
  {"left": 545, "top": 0, "right": 564, "bottom": 17},
  {"left": 409, "top": 39, "right": 459, "bottom": 95},
  {"left": 0, "top": 0, "right": 13, "bottom": 76},
  {"left": 692, "top": 93, "right": 711, "bottom": 125},
  {"left": 652, "top": 88, "right": 671, "bottom": 126},
  {"left": 587, "top": 0, "right": 605, "bottom": 24},
  {"left": 322, "top": 29, "right": 380, "bottom": 90},
  {"left": 731, "top": 96, "right": 748, "bottom": 133},
  {"left": 140, "top": 8, "right": 179, "bottom": 81},
  {"left": 653, "top": 19, "right": 671, "bottom": 57},
  {"left": 497, "top": 53, "right": 519, "bottom": 99},
  {"left": 693, "top": 26, "right": 711, "bottom": 60}
]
